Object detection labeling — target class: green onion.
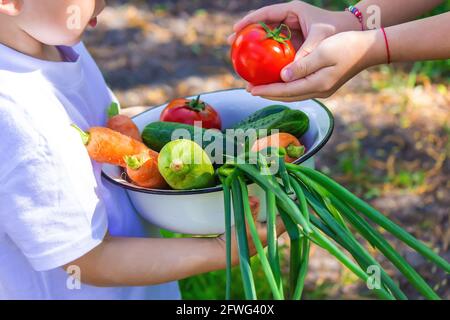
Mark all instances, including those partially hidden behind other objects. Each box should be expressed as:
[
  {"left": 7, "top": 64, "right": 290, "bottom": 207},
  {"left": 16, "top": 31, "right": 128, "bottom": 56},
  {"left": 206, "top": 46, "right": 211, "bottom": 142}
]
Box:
[
  {"left": 218, "top": 155, "right": 447, "bottom": 300},
  {"left": 220, "top": 176, "right": 233, "bottom": 300},
  {"left": 280, "top": 203, "right": 394, "bottom": 300},
  {"left": 266, "top": 191, "right": 284, "bottom": 297},
  {"left": 256, "top": 153, "right": 284, "bottom": 296},
  {"left": 292, "top": 236, "right": 310, "bottom": 300},
  {"left": 230, "top": 178, "right": 257, "bottom": 300},
  {"left": 300, "top": 183, "right": 401, "bottom": 300},
  {"left": 277, "top": 206, "right": 304, "bottom": 299},
  {"left": 290, "top": 165, "right": 450, "bottom": 274},
  {"left": 321, "top": 184, "right": 440, "bottom": 300},
  {"left": 278, "top": 203, "right": 302, "bottom": 241},
  {"left": 276, "top": 148, "right": 293, "bottom": 194},
  {"left": 238, "top": 177, "right": 283, "bottom": 300},
  {"left": 235, "top": 163, "right": 312, "bottom": 234},
  {"left": 309, "top": 227, "right": 395, "bottom": 300},
  {"left": 292, "top": 173, "right": 407, "bottom": 298},
  {"left": 288, "top": 177, "right": 310, "bottom": 299},
  {"left": 289, "top": 237, "right": 301, "bottom": 299},
  {"left": 292, "top": 168, "right": 442, "bottom": 299}
]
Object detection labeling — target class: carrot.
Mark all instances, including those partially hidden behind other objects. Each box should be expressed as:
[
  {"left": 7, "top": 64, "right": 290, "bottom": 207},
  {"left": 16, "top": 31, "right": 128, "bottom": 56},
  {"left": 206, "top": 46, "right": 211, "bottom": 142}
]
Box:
[
  {"left": 251, "top": 132, "right": 305, "bottom": 163},
  {"left": 124, "top": 151, "right": 168, "bottom": 189},
  {"left": 106, "top": 102, "right": 142, "bottom": 142},
  {"left": 72, "top": 124, "right": 155, "bottom": 167}
]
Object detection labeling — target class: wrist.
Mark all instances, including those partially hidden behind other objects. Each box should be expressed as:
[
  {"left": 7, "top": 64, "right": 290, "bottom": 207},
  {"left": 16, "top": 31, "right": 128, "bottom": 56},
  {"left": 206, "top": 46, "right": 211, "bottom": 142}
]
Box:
[
  {"left": 333, "top": 11, "right": 363, "bottom": 33},
  {"left": 210, "top": 237, "right": 231, "bottom": 270},
  {"left": 359, "top": 29, "right": 389, "bottom": 68}
]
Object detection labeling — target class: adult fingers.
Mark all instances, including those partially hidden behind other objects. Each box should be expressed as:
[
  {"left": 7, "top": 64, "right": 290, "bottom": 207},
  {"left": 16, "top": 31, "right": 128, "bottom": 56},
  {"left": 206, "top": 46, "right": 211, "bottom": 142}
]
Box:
[
  {"left": 229, "top": 24, "right": 302, "bottom": 46},
  {"left": 233, "top": 3, "right": 291, "bottom": 33},
  {"left": 227, "top": 33, "right": 236, "bottom": 45},
  {"left": 295, "top": 27, "right": 327, "bottom": 59}
]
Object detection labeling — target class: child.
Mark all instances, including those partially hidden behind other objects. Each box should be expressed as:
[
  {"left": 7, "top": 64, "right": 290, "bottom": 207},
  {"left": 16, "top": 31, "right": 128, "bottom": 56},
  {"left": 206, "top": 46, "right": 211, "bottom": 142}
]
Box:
[
  {"left": 0, "top": 0, "right": 282, "bottom": 299},
  {"left": 230, "top": 0, "right": 449, "bottom": 101}
]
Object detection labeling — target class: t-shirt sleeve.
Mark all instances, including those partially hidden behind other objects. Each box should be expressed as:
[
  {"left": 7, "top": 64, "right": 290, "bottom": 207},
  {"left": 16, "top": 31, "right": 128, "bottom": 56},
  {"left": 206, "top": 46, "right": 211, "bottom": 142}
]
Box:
[{"left": 0, "top": 99, "right": 108, "bottom": 271}]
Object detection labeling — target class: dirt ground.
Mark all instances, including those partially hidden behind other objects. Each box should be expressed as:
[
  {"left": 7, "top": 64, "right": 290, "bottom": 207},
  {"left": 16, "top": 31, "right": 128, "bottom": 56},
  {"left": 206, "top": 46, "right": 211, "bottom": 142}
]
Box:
[{"left": 84, "top": 0, "right": 450, "bottom": 299}]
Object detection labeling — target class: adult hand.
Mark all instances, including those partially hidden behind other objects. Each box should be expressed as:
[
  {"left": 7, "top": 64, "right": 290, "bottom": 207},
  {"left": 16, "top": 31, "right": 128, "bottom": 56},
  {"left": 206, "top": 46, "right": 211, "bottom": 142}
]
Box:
[
  {"left": 229, "top": 1, "right": 361, "bottom": 66},
  {"left": 249, "top": 30, "right": 387, "bottom": 102}
]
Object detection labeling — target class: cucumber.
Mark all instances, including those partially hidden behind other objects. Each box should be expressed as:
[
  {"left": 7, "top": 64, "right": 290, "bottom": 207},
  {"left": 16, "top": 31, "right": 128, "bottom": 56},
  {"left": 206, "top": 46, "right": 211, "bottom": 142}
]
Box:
[
  {"left": 142, "top": 122, "right": 238, "bottom": 166},
  {"left": 236, "top": 109, "right": 309, "bottom": 138},
  {"left": 232, "top": 105, "right": 289, "bottom": 129},
  {"left": 142, "top": 107, "right": 309, "bottom": 160},
  {"left": 142, "top": 121, "right": 222, "bottom": 152}
]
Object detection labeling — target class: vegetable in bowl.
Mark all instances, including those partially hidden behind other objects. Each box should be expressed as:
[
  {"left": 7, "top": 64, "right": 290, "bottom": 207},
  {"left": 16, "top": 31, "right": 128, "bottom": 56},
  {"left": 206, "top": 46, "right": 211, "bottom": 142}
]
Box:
[
  {"left": 158, "top": 139, "right": 216, "bottom": 190},
  {"left": 160, "top": 95, "right": 222, "bottom": 130},
  {"left": 124, "top": 151, "right": 167, "bottom": 189},
  {"left": 94, "top": 90, "right": 449, "bottom": 300}
]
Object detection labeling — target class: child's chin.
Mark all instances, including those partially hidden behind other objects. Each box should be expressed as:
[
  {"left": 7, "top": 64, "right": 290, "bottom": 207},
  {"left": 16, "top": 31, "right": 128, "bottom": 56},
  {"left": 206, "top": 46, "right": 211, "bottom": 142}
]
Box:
[
  {"left": 53, "top": 26, "right": 91, "bottom": 47},
  {"left": 63, "top": 38, "right": 83, "bottom": 47},
  {"left": 56, "top": 33, "right": 84, "bottom": 47}
]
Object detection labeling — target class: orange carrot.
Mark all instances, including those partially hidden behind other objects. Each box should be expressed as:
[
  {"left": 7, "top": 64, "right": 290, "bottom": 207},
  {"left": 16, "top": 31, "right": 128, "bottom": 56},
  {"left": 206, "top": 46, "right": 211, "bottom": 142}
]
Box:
[
  {"left": 72, "top": 124, "right": 154, "bottom": 167},
  {"left": 251, "top": 132, "right": 305, "bottom": 163},
  {"left": 106, "top": 102, "right": 142, "bottom": 142},
  {"left": 124, "top": 151, "right": 167, "bottom": 189}
]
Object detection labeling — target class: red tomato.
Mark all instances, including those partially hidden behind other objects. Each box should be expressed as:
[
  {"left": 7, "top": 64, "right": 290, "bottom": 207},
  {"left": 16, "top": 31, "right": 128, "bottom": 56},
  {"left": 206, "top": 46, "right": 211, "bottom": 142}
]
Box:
[
  {"left": 231, "top": 23, "right": 296, "bottom": 86},
  {"left": 160, "top": 96, "right": 222, "bottom": 130}
]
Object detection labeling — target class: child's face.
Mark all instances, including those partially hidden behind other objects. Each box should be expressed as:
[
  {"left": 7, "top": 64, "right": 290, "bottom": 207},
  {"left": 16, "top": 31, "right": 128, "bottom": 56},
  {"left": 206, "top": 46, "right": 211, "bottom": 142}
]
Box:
[{"left": 17, "top": 0, "right": 106, "bottom": 46}]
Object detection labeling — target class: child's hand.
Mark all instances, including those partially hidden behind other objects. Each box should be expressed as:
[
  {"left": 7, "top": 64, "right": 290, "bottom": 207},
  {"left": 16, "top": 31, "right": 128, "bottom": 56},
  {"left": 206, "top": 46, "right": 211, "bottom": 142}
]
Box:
[
  {"left": 228, "top": 1, "right": 360, "bottom": 61},
  {"left": 65, "top": 196, "right": 286, "bottom": 287},
  {"left": 216, "top": 196, "right": 286, "bottom": 266},
  {"left": 248, "top": 30, "right": 386, "bottom": 102}
]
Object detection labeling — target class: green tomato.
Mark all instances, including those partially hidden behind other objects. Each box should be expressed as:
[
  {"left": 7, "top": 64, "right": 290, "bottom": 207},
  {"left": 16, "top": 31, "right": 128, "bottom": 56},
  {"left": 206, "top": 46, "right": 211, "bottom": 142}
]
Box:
[{"left": 158, "top": 139, "right": 215, "bottom": 190}]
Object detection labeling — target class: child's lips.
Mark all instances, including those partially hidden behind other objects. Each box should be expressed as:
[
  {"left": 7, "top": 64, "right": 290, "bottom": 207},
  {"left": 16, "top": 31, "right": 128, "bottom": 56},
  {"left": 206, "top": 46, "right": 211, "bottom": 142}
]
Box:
[{"left": 89, "top": 17, "right": 98, "bottom": 28}]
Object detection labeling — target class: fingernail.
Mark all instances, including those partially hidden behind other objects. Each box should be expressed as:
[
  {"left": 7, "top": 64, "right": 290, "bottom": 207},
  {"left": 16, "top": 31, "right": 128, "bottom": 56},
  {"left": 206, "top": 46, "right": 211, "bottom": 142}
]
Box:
[{"left": 282, "top": 68, "right": 292, "bottom": 82}]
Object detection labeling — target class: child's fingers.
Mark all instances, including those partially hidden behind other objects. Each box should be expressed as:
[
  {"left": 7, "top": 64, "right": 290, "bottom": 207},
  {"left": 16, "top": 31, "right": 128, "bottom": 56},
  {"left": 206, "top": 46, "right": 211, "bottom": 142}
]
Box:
[
  {"left": 281, "top": 50, "right": 325, "bottom": 83},
  {"left": 251, "top": 66, "right": 335, "bottom": 100},
  {"left": 233, "top": 3, "right": 291, "bottom": 33},
  {"left": 259, "top": 94, "right": 319, "bottom": 103},
  {"left": 250, "top": 77, "right": 318, "bottom": 98}
]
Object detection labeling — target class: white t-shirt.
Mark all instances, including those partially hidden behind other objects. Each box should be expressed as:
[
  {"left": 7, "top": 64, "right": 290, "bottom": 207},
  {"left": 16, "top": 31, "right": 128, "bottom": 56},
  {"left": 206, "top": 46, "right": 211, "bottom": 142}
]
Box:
[{"left": 0, "top": 43, "right": 180, "bottom": 300}]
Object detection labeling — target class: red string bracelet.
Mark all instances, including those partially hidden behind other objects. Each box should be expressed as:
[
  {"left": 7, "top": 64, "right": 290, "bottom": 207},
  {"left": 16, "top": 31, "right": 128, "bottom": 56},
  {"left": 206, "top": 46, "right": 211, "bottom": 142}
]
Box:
[
  {"left": 345, "top": 5, "right": 364, "bottom": 31},
  {"left": 380, "top": 27, "right": 391, "bottom": 64}
]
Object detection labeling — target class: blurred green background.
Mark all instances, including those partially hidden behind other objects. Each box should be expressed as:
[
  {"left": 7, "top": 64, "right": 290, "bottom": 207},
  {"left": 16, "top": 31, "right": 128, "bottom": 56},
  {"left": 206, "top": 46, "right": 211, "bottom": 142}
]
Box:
[{"left": 85, "top": 0, "right": 449, "bottom": 299}]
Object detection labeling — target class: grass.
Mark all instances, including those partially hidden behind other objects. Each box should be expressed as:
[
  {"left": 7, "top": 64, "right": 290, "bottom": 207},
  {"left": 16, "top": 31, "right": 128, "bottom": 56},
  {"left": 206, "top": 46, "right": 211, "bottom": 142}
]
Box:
[
  {"left": 179, "top": 257, "right": 279, "bottom": 300},
  {"left": 160, "top": 229, "right": 280, "bottom": 299}
]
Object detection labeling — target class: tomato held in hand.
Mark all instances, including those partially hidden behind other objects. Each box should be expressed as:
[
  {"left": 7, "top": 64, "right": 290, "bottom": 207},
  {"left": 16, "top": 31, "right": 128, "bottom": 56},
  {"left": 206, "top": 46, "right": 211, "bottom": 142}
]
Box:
[
  {"left": 231, "top": 23, "right": 296, "bottom": 86},
  {"left": 160, "top": 96, "right": 222, "bottom": 130}
]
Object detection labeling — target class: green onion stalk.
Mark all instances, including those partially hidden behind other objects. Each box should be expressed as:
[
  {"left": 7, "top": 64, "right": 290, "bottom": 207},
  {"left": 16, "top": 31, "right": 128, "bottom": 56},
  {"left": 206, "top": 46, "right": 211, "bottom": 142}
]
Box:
[{"left": 218, "top": 151, "right": 449, "bottom": 300}]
